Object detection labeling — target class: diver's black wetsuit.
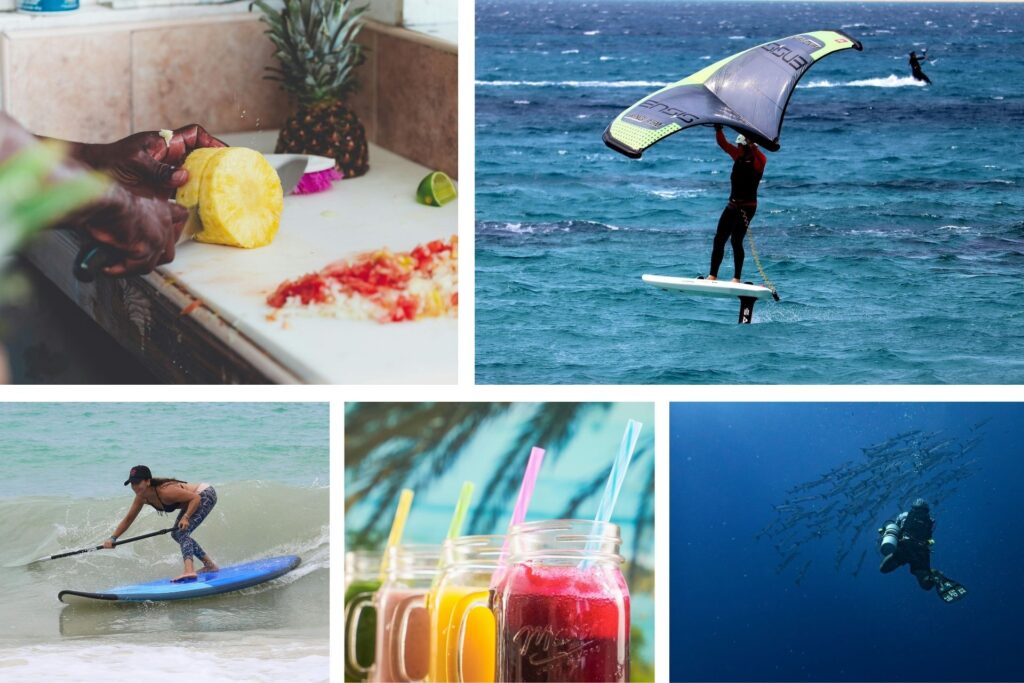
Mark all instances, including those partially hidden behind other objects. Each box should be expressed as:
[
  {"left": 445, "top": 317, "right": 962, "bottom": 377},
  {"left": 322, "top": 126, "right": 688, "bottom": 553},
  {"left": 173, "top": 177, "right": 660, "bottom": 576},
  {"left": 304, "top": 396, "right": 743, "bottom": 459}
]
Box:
[
  {"left": 880, "top": 507, "right": 937, "bottom": 590},
  {"left": 909, "top": 51, "right": 932, "bottom": 85},
  {"left": 710, "top": 128, "right": 765, "bottom": 280}
]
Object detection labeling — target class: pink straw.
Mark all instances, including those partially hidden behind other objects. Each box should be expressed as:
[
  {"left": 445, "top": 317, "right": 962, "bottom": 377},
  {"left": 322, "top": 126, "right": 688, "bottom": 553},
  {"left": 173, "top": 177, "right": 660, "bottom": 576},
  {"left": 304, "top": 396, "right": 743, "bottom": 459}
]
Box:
[
  {"left": 509, "top": 447, "right": 546, "bottom": 529},
  {"left": 492, "top": 446, "right": 546, "bottom": 587}
]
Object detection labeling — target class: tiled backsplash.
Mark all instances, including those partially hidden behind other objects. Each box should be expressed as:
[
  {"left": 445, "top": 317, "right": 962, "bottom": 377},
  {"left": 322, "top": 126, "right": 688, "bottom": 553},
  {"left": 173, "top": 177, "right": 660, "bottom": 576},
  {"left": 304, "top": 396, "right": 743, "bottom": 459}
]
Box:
[{"left": 0, "top": 13, "right": 457, "bottom": 177}]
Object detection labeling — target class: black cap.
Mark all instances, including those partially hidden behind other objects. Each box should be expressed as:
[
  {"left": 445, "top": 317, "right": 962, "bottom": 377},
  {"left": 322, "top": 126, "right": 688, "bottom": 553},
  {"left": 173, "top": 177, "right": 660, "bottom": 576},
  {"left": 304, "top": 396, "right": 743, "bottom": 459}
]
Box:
[
  {"left": 124, "top": 465, "right": 152, "bottom": 486},
  {"left": 911, "top": 498, "right": 929, "bottom": 510}
]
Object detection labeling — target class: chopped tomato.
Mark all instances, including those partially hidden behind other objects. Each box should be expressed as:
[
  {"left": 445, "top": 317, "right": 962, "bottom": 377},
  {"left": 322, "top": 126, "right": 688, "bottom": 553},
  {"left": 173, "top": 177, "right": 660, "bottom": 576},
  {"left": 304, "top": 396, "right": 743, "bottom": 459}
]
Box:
[
  {"left": 268, "top": 235, "right": 458, "bottom": 323},
  {"left": 179, "top": 300, "right": 202, "bottom": 316}
]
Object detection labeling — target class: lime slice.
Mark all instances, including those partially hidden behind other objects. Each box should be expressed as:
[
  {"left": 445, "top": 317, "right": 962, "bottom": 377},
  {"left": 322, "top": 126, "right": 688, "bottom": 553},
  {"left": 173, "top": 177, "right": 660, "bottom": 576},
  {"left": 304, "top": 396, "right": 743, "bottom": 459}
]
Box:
[{"left": 416, "top": 171, "right": 457, "bottom": 207}]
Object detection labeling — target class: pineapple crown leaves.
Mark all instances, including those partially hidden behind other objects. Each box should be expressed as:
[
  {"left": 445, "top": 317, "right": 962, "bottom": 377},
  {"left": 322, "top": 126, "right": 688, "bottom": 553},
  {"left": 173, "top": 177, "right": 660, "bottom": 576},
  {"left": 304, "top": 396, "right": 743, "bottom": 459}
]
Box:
[{"left": 250, "top": 0, "right": 369, "bottom": 105}]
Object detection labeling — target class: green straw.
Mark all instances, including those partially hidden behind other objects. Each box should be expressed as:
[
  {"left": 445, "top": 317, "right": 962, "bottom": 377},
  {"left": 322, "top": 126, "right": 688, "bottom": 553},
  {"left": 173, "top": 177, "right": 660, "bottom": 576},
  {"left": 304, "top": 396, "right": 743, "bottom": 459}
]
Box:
[
  {"left": 446, "top": 481, "right": 475, "bottom": 541},
  {"left": 431, "top": 481, "right": 475, "bottom": 589},
  {"left": 379, "top": 488, "right": 414, "bottom": 582}
]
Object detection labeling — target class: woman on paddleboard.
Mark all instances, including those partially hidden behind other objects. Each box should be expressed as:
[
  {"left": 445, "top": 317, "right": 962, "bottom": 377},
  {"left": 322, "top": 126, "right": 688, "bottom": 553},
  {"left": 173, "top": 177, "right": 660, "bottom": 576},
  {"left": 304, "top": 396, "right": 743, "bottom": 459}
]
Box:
[{"left": 104, "top": 465, "right": 219, "bottom": 581}]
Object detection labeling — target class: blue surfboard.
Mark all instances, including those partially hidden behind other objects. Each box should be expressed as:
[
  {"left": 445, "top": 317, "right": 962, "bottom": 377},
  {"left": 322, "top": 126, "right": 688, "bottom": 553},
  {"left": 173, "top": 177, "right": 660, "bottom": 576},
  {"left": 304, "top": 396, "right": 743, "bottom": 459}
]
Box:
[{"left": 58, "top": 555, "right": 301, "bottom": 604}]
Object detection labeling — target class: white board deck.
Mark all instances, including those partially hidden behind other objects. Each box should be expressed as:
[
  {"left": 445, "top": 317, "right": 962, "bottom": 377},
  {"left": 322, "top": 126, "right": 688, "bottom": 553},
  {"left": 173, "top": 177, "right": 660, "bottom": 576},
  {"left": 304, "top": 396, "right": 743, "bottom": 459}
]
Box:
[
  {"left": 160, "top": 134, "right": 457, "bottom": 384},
  {"left": 642, "top": 274, "right": 773, "bottom": 300}
]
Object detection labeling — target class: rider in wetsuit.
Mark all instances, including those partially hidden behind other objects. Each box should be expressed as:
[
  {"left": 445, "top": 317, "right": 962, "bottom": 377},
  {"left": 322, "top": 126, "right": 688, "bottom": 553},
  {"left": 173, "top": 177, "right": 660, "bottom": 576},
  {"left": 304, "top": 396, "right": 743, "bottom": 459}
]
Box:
[
  {"left": 909, "top": 50, "right": 932, "bottom": 84},
  {"left": 709, "top": 124, "right": 767, "bottom": 282}
]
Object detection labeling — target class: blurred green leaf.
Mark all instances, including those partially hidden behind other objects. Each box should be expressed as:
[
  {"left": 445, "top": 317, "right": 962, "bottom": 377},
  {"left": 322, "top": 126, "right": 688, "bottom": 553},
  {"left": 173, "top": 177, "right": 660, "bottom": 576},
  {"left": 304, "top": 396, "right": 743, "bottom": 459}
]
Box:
[{"left": 0, "top": 143, "right": 108, "bottom": 260}]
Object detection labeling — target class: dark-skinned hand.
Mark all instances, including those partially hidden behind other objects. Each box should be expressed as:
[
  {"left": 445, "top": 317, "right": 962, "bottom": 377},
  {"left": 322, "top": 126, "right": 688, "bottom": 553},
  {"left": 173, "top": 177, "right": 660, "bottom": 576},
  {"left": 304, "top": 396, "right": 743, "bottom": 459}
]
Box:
[
  {"left": 66, "top": 183, "right": 189, "bottom": 276},
  {"left": 73, "top": 123, "right": 227, "bottom": 199}
]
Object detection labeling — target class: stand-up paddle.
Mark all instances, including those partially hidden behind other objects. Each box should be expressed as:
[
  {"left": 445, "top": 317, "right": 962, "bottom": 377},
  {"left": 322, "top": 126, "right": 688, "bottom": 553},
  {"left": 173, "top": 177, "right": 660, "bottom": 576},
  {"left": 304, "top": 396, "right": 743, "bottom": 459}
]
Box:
[{"left": 31, "top": 528, "right": 175, "bottom": 564}]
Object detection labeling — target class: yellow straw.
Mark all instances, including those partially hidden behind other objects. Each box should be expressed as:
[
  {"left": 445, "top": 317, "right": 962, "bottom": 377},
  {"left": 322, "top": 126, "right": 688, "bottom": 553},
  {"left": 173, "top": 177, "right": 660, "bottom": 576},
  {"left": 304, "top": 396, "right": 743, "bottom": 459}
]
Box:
[{"left": 379, "top": 488, "right": 414, "bottom": 581}]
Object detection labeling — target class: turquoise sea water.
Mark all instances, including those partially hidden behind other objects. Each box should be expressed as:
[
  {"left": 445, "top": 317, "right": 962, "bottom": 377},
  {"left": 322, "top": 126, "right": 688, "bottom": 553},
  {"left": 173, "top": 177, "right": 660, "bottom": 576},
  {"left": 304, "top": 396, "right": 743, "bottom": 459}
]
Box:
[
  {"left": 476, "top": 1, "right": 1024, "bottom": 384},
  {"left": 0, "top": 403, "right": 329, "bottom": 682},
  {"left": 0, "top": 403, "right": 329, "bottom": 498}
]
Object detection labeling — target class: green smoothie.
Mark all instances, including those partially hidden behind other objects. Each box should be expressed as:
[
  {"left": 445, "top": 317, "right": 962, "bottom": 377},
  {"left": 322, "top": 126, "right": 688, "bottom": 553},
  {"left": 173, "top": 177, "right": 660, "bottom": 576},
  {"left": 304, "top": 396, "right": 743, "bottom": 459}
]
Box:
[{"left": 344, "top": 579, "right": 380, "bottom": 682}]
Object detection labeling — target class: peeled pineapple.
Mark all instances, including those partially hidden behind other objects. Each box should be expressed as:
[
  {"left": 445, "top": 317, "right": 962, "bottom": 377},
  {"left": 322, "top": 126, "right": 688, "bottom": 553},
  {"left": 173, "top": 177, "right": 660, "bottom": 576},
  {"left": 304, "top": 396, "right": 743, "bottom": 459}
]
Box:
[{"left": 176, "top": 147, "right": 283, "bottom": 249}]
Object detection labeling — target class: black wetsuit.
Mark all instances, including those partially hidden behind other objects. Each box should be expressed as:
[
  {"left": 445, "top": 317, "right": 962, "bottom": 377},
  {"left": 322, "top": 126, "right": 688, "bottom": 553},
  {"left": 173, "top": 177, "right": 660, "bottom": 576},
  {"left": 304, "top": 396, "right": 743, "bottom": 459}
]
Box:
[
  {"left": 710, "top": 134, "right": 765, "bottom": 280},
  {"left": 880, "top": 509, "right": 937, "bottom": 590},
  {"left": 909, "top": 52, "right": 932, "bottom": 85}
]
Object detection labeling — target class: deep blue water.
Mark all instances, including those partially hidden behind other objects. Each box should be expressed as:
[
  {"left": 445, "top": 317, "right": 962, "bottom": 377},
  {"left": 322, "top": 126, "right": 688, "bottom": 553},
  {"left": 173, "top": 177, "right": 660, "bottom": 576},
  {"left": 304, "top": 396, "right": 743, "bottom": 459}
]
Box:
[
  {"left": 476, "top": 1, "right": 1024, "bottom": 384},
  {"left": 669, "top": 403, "right": 1024, "bottom": 682}
]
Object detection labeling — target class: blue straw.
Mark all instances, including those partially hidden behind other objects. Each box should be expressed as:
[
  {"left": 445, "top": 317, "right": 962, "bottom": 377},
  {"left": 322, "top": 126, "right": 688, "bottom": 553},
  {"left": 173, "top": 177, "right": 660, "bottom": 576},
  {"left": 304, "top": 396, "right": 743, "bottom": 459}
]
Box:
[{"left": 583, "top": 419, "right": 643, "bottom": 568}]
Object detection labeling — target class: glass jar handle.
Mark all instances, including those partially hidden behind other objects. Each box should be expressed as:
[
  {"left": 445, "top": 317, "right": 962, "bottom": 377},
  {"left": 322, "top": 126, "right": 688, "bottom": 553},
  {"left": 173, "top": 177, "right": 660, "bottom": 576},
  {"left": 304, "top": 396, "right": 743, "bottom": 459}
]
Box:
[
  {"left": 392, "top": 593, "right": 428, "bottom": 682},
  {"left": 446, "top": 591, "right": 493, "bottom": 683},
  {"left": 345, "top": 592, "right": 376, "bottom": 677}
]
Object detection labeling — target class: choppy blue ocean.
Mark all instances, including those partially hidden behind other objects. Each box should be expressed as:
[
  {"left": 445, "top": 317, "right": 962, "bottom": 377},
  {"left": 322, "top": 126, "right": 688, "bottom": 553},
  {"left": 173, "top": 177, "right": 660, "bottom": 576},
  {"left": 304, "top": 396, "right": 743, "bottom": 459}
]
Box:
[
  {"left": 476, "top": 1, "right": 1024, "bottom": 384},
  {"left": 670, "top": 403, "right": 1024, "bottom": 681}
]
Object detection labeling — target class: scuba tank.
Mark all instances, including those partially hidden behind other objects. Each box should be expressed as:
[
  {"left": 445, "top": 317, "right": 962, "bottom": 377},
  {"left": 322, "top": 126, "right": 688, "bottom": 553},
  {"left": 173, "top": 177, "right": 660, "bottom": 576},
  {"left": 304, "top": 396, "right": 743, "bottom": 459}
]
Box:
[{"left": 880, "top": 522, "right": 900, "bottom": 556}]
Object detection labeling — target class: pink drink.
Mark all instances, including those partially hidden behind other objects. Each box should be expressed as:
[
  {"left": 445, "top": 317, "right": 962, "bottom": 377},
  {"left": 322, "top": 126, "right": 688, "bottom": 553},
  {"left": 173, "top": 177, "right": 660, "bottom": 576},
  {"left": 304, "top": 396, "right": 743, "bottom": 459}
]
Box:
[
  {"left": 497, "top": 564, "right": 630, "bottom": 682},
  {"left": 371, "top": 587, "right": 429, "bottom": 683}
]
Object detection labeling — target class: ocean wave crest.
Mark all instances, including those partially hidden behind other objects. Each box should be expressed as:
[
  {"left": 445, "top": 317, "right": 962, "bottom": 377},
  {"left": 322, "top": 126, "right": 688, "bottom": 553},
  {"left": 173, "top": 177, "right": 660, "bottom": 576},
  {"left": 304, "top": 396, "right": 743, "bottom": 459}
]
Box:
[{"left": 3, "top": 481, "right": 328, "bottom": 569}]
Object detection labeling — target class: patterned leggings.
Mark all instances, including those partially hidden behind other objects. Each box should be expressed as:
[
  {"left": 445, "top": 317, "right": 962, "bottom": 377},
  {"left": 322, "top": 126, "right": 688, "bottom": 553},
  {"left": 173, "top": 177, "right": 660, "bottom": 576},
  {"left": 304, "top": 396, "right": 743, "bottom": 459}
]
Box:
[{"left": 171, "top": 487, "right": 217, "bottom": 561}]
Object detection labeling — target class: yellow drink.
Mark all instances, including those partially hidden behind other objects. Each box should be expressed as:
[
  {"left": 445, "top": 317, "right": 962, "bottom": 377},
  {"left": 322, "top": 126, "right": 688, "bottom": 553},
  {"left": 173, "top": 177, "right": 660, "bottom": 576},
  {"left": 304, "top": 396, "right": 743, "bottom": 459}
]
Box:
[{"left": 427, "top": 584, "right": 495, "bottom": 683}]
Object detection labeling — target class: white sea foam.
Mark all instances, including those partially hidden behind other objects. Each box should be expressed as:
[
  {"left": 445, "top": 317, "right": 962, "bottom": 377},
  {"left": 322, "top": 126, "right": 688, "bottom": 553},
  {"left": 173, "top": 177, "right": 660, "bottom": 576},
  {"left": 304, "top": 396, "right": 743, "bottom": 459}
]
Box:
[
  {"left": 476, "top": 79, "right": 670, "bottom": 88},
  {"left": 0, "top": 642, "right": 328, "bottom": 683},
  {"left": 513, "top": 100, "right": 530, "bottom": 104},
  {"left": 801, "top": 74, "right": 927, "bottom": 89},
  {"left": 650, "top": 188, "right": 706, "bottom": 200},
  {"left": 583, "top": 30, "right": 600, "bottom": 35},
  {"left": 561, "top": 49, "right": 580, "bottom": 54}
]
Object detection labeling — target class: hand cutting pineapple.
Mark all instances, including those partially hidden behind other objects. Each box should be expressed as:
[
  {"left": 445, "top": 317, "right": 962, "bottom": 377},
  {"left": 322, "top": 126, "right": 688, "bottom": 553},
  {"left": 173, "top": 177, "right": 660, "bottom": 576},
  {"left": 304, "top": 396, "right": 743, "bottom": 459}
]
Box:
[{"left": 72, "top": 135, "right": 307, "bottom": 281}]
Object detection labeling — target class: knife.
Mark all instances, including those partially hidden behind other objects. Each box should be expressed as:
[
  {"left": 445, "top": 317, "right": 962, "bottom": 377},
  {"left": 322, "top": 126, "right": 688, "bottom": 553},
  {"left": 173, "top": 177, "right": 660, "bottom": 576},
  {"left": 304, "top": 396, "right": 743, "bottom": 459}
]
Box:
[{"left": 74, "top": 157, "right": 310, "bottom": 283}]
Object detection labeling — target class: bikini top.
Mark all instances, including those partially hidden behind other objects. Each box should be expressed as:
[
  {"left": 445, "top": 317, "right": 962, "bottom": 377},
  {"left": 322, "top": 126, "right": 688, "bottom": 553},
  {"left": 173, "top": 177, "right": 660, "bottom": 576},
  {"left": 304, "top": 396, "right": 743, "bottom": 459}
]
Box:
[{"left": 152, "top": 483, "right": 184, "bottom": 512}]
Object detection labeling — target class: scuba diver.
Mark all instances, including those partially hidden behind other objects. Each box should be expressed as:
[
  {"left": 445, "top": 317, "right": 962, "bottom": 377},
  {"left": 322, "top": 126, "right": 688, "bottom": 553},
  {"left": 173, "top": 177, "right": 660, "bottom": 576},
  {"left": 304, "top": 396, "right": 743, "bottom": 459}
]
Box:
[
  {"left": 707, "top": 124, "right": 766, "bottom": 282},
  {"left": 878, "top": 498, "right": 966, "bottom": 603},
  {"left": 908, "top": 50, "right": 932, "bottom": 85}
]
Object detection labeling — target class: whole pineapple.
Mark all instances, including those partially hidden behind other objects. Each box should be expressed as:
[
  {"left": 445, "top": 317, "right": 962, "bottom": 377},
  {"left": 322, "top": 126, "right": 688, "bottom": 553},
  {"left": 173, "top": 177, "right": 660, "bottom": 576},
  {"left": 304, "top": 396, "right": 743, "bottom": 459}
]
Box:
[{"left": 252, "top": 0, "right": 370, "bottom": 178}]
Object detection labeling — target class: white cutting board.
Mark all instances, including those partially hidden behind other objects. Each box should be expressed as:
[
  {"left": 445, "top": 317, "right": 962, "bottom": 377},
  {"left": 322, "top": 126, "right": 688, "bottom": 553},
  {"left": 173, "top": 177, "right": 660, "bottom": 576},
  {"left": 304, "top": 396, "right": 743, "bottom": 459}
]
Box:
[{"left": 159, "top": 136, "right": 457, "bottom": 384}]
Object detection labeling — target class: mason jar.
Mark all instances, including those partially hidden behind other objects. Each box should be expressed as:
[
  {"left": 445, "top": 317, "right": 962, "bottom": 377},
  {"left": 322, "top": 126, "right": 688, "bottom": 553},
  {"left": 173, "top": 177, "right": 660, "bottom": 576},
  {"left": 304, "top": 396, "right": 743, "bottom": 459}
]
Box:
[
  {"left": 345, "top": 550, "right": 382, "bottom": 682},
  {"left": 356, "top": 544, "right": 441, "bottom": 683},
  {"left": 428, "top": 534, "right": 503, "bottom": 682},
  {"left": 493, "top": 520, "right": 630, "bottom": 683}
]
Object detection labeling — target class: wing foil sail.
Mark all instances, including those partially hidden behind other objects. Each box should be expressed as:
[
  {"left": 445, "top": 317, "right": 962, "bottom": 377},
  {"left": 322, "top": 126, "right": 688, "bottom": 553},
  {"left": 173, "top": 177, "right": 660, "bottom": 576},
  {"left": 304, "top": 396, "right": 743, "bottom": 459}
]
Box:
[{"left": 603, "top": 30, "right": 863, "bottom": 157}]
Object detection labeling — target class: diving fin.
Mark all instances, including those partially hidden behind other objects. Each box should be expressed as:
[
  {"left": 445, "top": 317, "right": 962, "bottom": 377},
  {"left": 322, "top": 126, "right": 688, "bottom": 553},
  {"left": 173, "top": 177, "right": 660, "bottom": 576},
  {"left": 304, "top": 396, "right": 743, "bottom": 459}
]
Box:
[{"left": 933, "top": 571, "right": 968, "bottom": 603}]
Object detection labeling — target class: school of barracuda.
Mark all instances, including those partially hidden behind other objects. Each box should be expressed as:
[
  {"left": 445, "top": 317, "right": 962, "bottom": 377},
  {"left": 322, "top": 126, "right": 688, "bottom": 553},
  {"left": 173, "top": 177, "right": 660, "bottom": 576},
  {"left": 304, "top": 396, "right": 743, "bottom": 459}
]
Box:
[{"left": 757, "top": 418, "right": 991, "bottom": 584}]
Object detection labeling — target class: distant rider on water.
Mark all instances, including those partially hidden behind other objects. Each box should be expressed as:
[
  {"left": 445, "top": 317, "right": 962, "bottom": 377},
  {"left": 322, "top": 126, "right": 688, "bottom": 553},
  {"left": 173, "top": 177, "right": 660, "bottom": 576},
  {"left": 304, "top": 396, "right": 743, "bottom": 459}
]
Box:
[
  {"left": 104, "top": 465, "right": 219, "bottom": 582},
  {"left": 709, "top": 123, "right": 766, "bottom": 282},
  {"left": 909, "top": 50, "right": 932, "bottom": 85}
]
